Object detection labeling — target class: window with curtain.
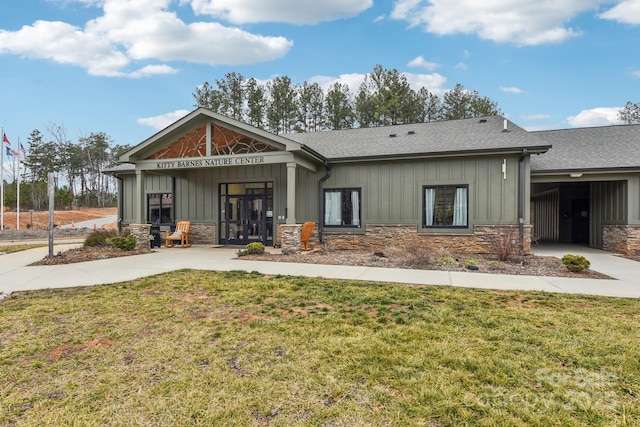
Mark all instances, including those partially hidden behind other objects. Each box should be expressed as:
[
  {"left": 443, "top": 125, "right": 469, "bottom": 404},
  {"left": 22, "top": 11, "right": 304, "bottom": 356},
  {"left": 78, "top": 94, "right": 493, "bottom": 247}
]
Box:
[
  {"left": 324, "top": 188, "right": 361, "bottom": 227},
  {"left": 423, "top": 185, "right": 468, "bottom": 228},
  {"left": 147, "top": 193, "right": 173, "bottom": 225}
]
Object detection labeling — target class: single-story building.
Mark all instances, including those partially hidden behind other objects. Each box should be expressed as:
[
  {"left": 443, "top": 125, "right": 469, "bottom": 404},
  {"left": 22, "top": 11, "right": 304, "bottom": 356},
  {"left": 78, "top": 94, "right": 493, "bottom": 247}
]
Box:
[{"left": 108, "top": 107, "right": 640, "bottom": 256}]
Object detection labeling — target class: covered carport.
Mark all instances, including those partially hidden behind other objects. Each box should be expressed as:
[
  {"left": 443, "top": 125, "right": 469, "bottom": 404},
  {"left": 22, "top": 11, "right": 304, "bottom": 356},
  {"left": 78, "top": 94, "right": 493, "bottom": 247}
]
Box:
[{"left": 531, "top": 125, "right": 640, "bottom": 254}]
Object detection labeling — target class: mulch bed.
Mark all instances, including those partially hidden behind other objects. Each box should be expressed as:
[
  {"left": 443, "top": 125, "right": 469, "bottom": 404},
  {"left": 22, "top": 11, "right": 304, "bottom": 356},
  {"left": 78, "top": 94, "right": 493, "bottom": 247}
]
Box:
[
  {"left": 29, "top": 246, "right": 151, "bottom": 266},
  {"left": 241, "top": 250, "right": 612, "bottom": 279}
]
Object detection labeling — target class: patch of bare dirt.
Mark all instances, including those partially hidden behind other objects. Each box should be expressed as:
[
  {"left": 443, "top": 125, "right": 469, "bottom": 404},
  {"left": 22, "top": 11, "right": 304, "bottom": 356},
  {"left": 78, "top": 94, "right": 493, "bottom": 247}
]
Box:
[
  {"left": 242, "top": 249, "right": 612, "bottom": 279},
  {"left": 1, "top": 207, "right": 116, "bottom": 230},
  {"left": 29, "top": 246, "right": 150, "bottom": 266}
]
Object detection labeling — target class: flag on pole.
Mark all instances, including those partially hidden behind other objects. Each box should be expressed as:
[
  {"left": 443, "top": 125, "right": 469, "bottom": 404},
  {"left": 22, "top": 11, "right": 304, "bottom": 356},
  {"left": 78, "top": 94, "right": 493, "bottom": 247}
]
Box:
[
  {"left": 5, "top": 146, "right": 12, "bottom": 157},
  {"left": 20, "top": 143, "right": 27, "bottom": 157},
  {"left": 3, "top": 133, "right": 11, "bottom": 148}
]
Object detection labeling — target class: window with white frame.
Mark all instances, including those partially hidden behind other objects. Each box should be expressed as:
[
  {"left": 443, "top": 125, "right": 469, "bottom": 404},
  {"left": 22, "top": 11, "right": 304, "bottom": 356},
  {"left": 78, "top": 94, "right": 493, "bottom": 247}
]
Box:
[
  {"left": 324, "top": 188, "right": 361, "bottom": 227},
  {"left": 423, "top": 185, "right": 468, "bottom": 228}
]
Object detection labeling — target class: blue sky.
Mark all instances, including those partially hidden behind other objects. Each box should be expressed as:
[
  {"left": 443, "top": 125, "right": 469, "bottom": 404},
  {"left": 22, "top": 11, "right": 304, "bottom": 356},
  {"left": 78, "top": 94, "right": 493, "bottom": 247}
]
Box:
[{"left": 0, "top": 0, "right": 639, "bottom": 152}]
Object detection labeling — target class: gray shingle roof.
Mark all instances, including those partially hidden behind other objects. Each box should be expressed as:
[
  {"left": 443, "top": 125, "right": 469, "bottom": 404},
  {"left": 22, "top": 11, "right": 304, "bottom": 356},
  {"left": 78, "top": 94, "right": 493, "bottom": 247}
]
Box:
[
  {"left": 287, "top": 115, "right": 550, "bottom": 160},
  {"left": 531, "top": 124, "right": 640, "bottom": 172}
]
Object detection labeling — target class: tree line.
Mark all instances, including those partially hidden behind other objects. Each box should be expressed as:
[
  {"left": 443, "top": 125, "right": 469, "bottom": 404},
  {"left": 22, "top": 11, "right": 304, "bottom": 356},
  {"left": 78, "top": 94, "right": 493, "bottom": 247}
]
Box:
[
  {"left": 193, "top": 64, "right": 501, "bottom": 134},
  {"left": 4, "top": 64, "right": 637, "bottom": 213},
  {"left": 2, "top": 124, "right": 129, "bottom": 211},
  {"left": 618, "top": 101, "right": 640, "bottom": 124}
]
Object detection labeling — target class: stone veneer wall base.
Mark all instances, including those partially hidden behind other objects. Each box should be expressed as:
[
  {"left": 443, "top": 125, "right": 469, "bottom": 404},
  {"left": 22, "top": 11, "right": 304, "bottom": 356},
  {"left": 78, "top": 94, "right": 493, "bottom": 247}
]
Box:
[
  {"left": 602, "top": 225, "right": 640, "bottom": 256},
  {"left": 280, "top": 223, "right": 531, "bottom": 256}
]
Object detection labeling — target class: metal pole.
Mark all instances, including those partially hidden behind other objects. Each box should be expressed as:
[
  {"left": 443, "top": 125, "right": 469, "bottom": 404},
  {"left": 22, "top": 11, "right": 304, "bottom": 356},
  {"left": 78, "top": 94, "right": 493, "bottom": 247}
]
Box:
[
  {"left": 16, "top": 145, "right": 20, "bottom": 230},
  {"left": 1, "top": 127, "right": 4, "bottom": 231},
  {"left": 48, "top": 173, "right": 55, "bottom": 257}
]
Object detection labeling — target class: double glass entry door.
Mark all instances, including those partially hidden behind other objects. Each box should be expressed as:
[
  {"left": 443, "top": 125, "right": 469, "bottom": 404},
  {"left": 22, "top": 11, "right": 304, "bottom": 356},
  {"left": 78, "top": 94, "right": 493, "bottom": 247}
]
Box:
[{"left": 220, "top": 183, "right": 273, "bottom": 246}]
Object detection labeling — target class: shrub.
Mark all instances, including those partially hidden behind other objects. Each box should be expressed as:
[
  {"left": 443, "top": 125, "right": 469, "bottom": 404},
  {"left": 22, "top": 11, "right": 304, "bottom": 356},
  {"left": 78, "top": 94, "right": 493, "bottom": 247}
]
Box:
[
  {"left": 84, "top": 230, "right": 118, "bottom": 247},
  {"left": 108, "top": 234, "right": 137, "bottom": 251},
  {"left": 237, "top": 242, "right": 266, "bottom": 257},
  {"left": 489, "top": 229, "right": 517, "bottom": 261},
  {"left": 561, "top": 254, "right": 590, "bottom": 272},
  {"left": 438, "top": 256, "right": 457, "bottom": 265},
  {"left": 465, "top": 258, "right": 478, "bottom": 266}
]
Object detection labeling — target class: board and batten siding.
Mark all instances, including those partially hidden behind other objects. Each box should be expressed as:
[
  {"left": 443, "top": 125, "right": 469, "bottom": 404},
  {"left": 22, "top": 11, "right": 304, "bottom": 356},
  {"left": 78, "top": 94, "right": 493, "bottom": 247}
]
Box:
[
  {"left": 120, "top": 174, "right": 137, "bottom": 224},
  {"left": 590, "top": 180, "right": 628, "bottom": 248},
  {"left": 323, "top": 154, "right": 523, "bottom": 232},
  {"left": 172, "top": 164, "right": 288, "bottom": 223}
]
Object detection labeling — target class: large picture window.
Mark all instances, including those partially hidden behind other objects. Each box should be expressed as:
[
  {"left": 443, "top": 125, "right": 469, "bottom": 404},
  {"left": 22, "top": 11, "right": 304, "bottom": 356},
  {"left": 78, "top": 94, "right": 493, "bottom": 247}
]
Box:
[
  {"left": 148, "top": 193, "right": 173, "bottom": 225},
  {"left": 324, "top": 188, "right": 361, "bottom": 227},
  {"left": 423, "top": 185, "right": 468, "bottom": 228}
]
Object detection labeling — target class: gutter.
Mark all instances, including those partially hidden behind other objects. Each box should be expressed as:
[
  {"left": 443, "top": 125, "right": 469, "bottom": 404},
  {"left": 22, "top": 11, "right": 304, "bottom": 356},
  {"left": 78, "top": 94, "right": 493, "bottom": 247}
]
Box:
[
  {"left": 317, "top": 160, "right": 332, "bottom": 243},
  {"left": 114, "top": 174, "right": 124, "bottom": 234},
  {"left": 324, "top": 145, "right": 551, "bottom": 163}
]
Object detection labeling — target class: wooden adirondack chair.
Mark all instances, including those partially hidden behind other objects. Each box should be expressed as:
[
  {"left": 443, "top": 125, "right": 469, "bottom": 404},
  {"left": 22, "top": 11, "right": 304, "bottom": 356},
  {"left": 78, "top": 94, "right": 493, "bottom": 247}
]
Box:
[
  {"left": 165, "top": 221, "right": 191, "bottom": 248},
  {"left": 301, "top": 221, "right": 315, "bottom": 251}
]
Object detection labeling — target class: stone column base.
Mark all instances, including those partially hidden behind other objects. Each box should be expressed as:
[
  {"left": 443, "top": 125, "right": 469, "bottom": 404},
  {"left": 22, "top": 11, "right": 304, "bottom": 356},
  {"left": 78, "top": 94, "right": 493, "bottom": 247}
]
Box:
[
  {"left": 603, "top": 225, "right": 640, "bottom": 256},
  {"left": 129, "top": 224, "right": 151, "bottom": 250}
]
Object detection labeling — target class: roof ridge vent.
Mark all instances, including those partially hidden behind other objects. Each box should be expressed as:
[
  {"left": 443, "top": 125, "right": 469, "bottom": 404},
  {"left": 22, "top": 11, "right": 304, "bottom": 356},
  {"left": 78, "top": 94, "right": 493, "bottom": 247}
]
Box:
[
  {"left": 407, "top": 130, "right": 415, "bottom": 135},
  {"left": 389, "top": 133, "right": 397, "bottom": 138},
  {"left": 478, "top": 119, "right": 487, "bottom": 123}
]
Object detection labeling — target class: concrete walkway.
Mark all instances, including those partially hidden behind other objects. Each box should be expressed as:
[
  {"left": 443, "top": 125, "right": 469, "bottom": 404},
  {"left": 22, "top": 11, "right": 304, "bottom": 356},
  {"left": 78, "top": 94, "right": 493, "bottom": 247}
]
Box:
[{"left": 1, "top": 243, "right": 639, "bottom": 299}]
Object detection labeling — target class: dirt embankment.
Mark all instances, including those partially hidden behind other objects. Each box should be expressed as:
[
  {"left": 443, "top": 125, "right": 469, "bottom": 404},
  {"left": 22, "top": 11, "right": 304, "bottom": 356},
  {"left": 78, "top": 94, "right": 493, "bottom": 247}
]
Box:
[
  {"left": 0, "top": 207, "right": 117, "bottom": 241},
  {"left": 1, "top": 207, "right": 116, "bottom": 230}
]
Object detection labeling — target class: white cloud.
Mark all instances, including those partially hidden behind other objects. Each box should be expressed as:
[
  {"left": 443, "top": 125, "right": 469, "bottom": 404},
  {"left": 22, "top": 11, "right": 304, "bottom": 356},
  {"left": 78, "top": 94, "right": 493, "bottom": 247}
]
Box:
[
  {"left": 373, "top": 14, "right": 385, "bottom": 23},
  {"left": 407, "top": 55, "right": 440, "bottom": 71},
  {"left": 0, "top": 20, "right": 129, "bottom": 76},
  {"left": 500, "top": 86, "right": 525, "bottom": 94},
  {"left": 455, "top": 62, "right": 467, "bottom": 70},
  {"left": 567, "top": 107, "right": 624, "bottom": 127},
  {"left": 521, "top": 114, "right": 552, "bottom": 120},
  {"left": 631, "top": 69, "right": 640, "bottom": 78},
  {"left": 308, "top": 71, "right": 447, "bottom": 97},
  {"left": 0, "top": 0, "right": 293, "bottom": 77},
  {"left": 128, "top": 65, "right": 179, "bottom": 79},
  {"left": 186, "top": 0, "right": 373, "bottom": 24},
  {"left": 599, "top": 0, "right": 640, "bottom": 25},
  {"left": 390, "top": 0, "right": 605, "bottom": 45},
  {"left": 137, "top": 110, "right": 191, "bottom": 130},
  {"left": 403, "top": 72, "right": 447, "bottom": 94},
  {"left": 309, "top": 73, "right": 366, "bottom": 96}
]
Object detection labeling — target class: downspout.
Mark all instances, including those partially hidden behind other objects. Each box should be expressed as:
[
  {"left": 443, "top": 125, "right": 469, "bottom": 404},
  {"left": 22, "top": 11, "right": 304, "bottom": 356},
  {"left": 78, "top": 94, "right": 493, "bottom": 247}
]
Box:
[
  {"left": 518, "top": 148, "right": 528, "bottom": 256},
  {"left": 318, "top": 160, "right": 332, "bottom": 243},
  {"left": 115, "top": 174, "right": 124, "bottom": 234}
]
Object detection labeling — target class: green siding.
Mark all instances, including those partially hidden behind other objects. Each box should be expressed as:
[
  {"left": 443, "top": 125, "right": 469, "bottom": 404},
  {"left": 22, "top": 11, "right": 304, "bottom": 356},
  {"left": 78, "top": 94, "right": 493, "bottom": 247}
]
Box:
[
  {"left": 295, "top": 167, "right": 318, "bottom": 223},
  {"left": 591, "top": 181, "right": 628, "bottom": 248},
  {"left": 324, "top": 155, "right": 522, "bottom": 233}
]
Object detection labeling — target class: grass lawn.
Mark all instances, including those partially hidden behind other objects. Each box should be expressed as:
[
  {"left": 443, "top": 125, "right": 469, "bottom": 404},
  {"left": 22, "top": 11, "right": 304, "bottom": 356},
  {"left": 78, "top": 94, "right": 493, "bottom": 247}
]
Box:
[
  {"left": 0, "top": 244, "right": 47, "bottom": 254},
  {"left": 1, "top": 270, "right": 638, "bottom": 426}
]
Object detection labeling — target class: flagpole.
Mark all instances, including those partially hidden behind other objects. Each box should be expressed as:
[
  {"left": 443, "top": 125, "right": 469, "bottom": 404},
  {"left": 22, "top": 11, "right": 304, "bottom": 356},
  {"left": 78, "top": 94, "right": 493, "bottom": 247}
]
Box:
[
  {"left": 17, "top": 137, "right": 21, "bottom": 230},
  {"left": 1, "top": 127, "right": 4, "bottom": 231}
]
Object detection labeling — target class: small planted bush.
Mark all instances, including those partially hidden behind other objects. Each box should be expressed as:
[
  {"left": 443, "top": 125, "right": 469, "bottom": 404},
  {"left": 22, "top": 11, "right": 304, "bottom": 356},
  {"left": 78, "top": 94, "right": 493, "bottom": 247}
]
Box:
[
  {"left": 561, "top": 254, "right": 591, "bottom": 272},
  {"left": 237, "top": 242, "right": 266, "bottom": 257},
  {"left": 438, "top": 256, "right": 457, "bottom": 265},
  {"left": 108, "top": 234, "right": 137, "bottom": 251},
  {"left": 84, "top": 230, "right": 118, "bottom": 247}
]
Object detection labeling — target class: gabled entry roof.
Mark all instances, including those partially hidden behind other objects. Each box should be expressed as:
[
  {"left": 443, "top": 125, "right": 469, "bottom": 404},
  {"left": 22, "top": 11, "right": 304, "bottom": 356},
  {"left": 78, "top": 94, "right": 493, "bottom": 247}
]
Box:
[{"left": 119, "top": 107, "right": 324, "bottom": 163}]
